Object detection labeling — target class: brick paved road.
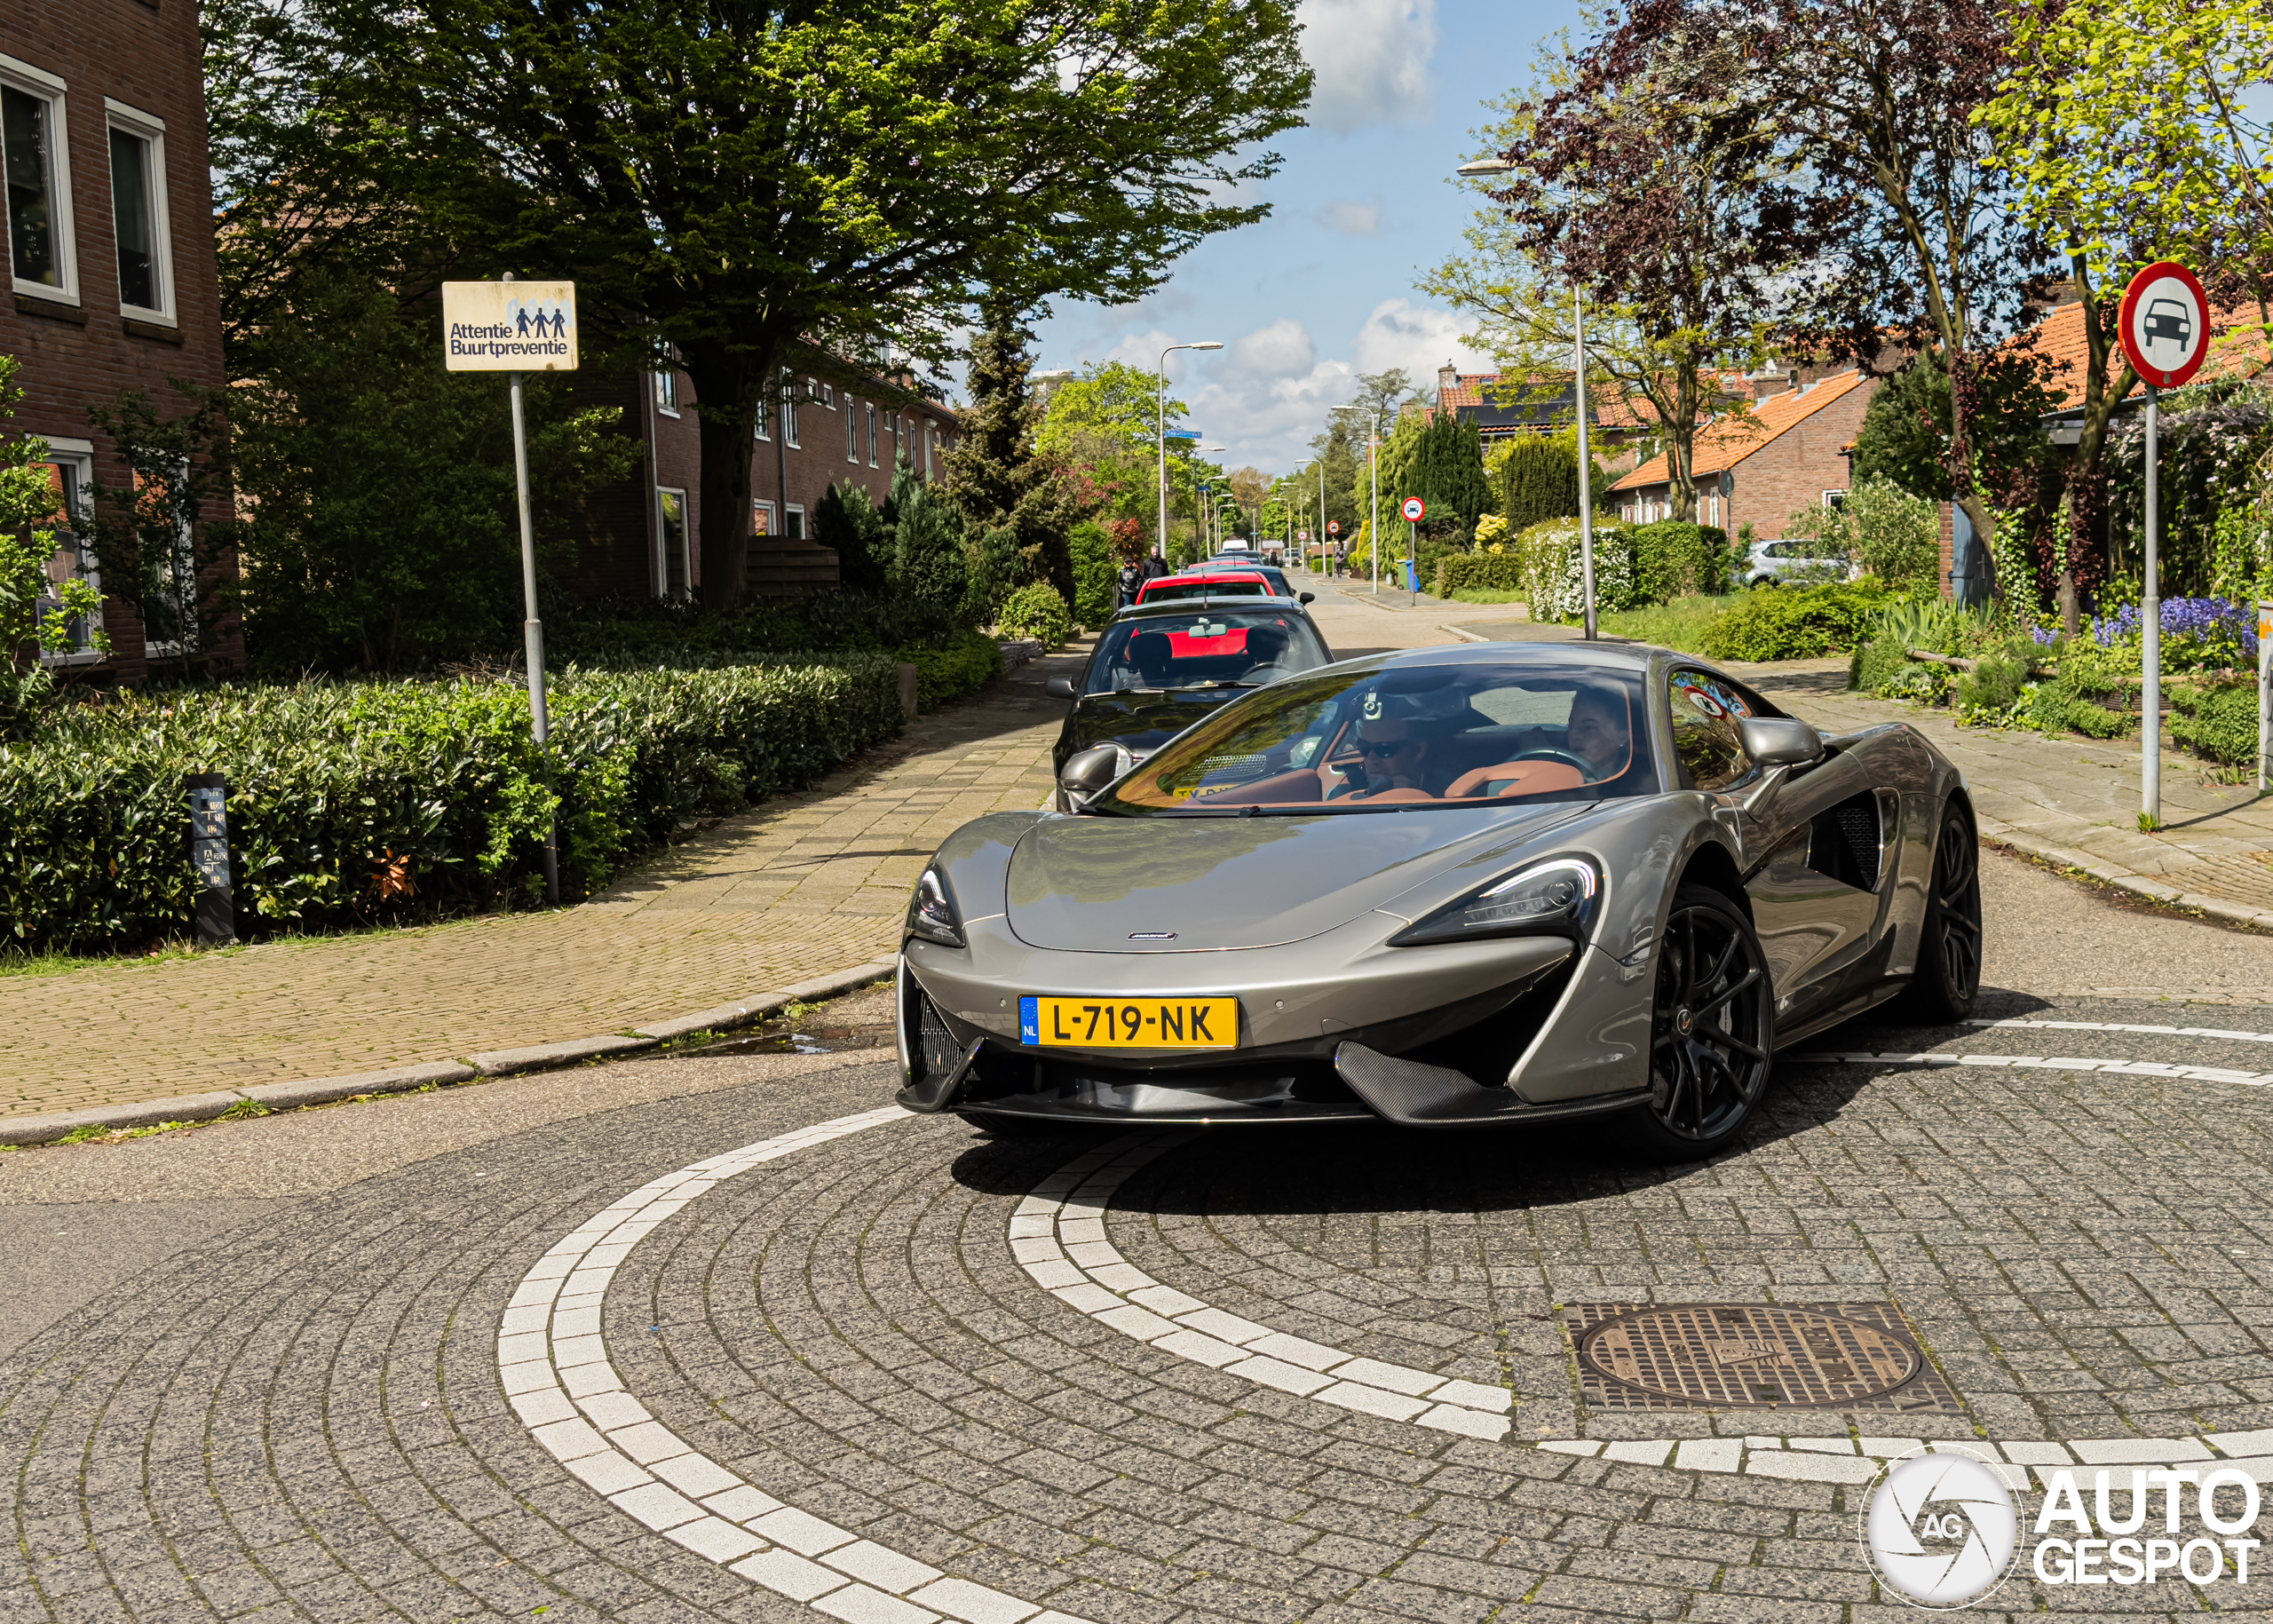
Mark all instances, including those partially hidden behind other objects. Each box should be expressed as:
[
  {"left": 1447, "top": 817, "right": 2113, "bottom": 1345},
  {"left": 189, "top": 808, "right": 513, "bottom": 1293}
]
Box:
[
  {"left": 9, "top": 993, "right": 2273, "bottom": 1622},
  {"left": 0, "top": 655, "right": 1076, "bottom": 1118}
]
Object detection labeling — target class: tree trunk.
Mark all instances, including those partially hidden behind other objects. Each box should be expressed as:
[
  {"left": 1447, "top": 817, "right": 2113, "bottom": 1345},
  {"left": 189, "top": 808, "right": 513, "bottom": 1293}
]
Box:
[{"left": 682, "top": 343, "right": 766, "bottom": 613}]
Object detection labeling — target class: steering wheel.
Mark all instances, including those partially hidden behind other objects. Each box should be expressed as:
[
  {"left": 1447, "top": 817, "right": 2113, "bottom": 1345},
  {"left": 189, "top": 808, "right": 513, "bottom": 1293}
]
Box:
[{"left": 1511, "top": 747, "right": 1599, "bottom": 782}]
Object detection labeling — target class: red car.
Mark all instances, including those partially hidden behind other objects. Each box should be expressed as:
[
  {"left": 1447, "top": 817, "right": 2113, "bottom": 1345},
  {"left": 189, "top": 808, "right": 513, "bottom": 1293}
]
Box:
[{"left": 1135, "top": 570, "right": 1270, "bottom": 605}]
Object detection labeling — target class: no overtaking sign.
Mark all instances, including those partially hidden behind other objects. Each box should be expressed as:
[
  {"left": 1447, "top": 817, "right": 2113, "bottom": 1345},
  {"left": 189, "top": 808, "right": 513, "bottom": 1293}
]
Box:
[{"left": 1401, "top": 497, "right": 1426, "bottom": 522}]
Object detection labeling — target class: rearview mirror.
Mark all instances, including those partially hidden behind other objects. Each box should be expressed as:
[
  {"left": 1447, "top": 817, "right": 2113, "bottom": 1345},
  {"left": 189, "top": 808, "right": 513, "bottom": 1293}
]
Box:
[
  {"left": 1044, "top": 676, "right": 1075, "bottom": 699},
  {"left": 1058, "top": 744, "right": 1122, "bottom": 797},
  {"left": 1740, "top": 717, "right": 1825, "bottom": 769},
  {"left": 1298, "top": 591, "right": 1315, "bottom": 605}
]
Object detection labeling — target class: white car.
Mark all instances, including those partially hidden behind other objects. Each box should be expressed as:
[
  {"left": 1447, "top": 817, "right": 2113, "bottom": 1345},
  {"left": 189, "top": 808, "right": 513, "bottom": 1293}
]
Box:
[{"left": 1745, "top": 538, "right": 1853, "bottom": 587}]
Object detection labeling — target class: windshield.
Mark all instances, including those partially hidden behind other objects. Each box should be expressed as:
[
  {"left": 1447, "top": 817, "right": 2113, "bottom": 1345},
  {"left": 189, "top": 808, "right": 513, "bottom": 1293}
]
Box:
[
  {"left": 1142, "top": 577, "right": 1267, "bottom": 602},
  {"left": 1083, "top": 608, "right": 1331, "bottom": 696},
  {"left": 1093, "top": 661, "right": 1656, "bottom": 813}
]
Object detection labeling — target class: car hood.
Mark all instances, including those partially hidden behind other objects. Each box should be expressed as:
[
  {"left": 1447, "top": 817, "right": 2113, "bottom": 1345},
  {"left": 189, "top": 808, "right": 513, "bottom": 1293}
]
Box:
[
  {"left": 1060, "top": 690, "right": 1245, "bottom": 760},
  {"left": 1004, "top": 804, "right": 1585, "bottom": 952}
]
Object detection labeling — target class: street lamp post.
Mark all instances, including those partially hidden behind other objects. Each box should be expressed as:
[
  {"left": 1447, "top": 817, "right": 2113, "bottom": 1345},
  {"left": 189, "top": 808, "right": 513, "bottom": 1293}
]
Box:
[
  {"left": 1458, "top": 155, "right": 1597, "bottom": 638},
  {"left": 1369, "top": 410, "right": 1382, "bottom": 597},
  {"left": 1158, "top": 342, "right": 1223, "bottom": 559}
]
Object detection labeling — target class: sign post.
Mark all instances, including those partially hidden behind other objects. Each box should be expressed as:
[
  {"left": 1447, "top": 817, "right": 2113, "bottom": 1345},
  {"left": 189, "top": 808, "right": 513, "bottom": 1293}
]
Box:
[
  {"left": 1401, "top": 496, "right": 1426, "bottom": 605},
  {"left": 444, "top": 274, "right": 578, "bottom": 903},
  {"left": 2259, "top": 598, "right": 2270, "bottom": 793},
  {"left": 2118, "top": 260, "right": 2208, "bottom": 829}
]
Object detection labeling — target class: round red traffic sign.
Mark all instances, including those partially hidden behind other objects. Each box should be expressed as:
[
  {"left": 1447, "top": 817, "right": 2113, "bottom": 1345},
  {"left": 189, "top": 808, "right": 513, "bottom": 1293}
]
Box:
[
  {"left": 1298, "top": 529, "right": 1311, "bottom": 543},
  {"left": 1401, "top": 496, "right": 1426, "bottom": 522},
  {"left": 2119, "top": 261, "right": 2211, "bottom": 389},
  {"left": 1327, "top": 520, "right": 1341, "bottom": 535}
]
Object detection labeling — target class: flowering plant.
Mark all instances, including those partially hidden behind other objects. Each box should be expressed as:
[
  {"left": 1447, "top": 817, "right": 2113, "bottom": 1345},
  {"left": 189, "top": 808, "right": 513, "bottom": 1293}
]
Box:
[{"left": 2091, "top": 596, "right": 2258, "bottom": 670}]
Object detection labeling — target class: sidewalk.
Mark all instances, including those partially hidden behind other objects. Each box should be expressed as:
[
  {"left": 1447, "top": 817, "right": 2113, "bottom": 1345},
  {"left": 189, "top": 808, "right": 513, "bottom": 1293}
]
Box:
[{"left": 0, "top": 646, "right": 1080, "bottom": 1121}]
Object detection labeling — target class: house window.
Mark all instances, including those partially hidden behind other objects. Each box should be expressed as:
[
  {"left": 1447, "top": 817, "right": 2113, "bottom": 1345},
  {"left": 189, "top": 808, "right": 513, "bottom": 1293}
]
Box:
[
  {"left": 866, "top": 402, "right": 878, "bottom": 467},
  {"left": 783, "top": 382, "right": 800, "bottom": 448},
  {"left": 1823, "top": 489, "right": 1846, "bottom": 511},
  {"left": 0, "top": 60, "right": 75, "bottom": 299},
  {"left": 820, "top": 381, "right": 832, "bottom": 408},
  {"left": 655, "top": 369, "right": 679, "bottom": 416},
  {"left": 784, "top": 503, "right": 805, "bottom": 541},
  {"left": 105, "top": 102, "right": 170, "bottom": 320},
  {"left": 753, "top": 500, "right": 773, "bottom": 537},
  {"left": 656, "top": 487, "right": 690, "bottom": 597},
  {"left": 924, "top": 424, "right": 934, "bottom": 480},
  {"left": 755, "top": 393, "right": 770, "bottom": 441},
  {"left": 845, "top": 395, "right": 859, "bottom": 463},
  {"left": 34, "top": 441, "right": 100, "bottom": 663}
]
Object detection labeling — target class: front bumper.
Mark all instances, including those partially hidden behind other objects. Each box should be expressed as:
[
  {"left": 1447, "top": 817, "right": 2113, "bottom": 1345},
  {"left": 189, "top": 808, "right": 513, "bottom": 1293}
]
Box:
[{"left": 895, "top": 913, "right": 1650, "bottom": 1125}]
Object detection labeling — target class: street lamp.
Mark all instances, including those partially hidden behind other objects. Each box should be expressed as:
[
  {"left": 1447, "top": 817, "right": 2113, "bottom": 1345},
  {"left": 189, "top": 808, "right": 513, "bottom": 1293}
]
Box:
[
  {"left": 1158, "top": 342, "right": 1223, "bottom": 558},
  {"left": 1455, "top": 156, "right": 1596, "bottom": 638}
]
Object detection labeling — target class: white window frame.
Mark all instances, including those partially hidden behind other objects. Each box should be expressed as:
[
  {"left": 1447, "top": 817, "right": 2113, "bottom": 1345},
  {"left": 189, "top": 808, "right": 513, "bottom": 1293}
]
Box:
[
  {"left": 820, "top": 381, "right": 833, "bottom": 408},
  {"left": 924, "top": 424, "right": 935, "bottom": 480},
  {"left": 654, "top": 368, "right": 679, "bottom": 416},
  {"left": 655, "top": 486, "right": 690, "bottom": 597},
  {"left": 754, "top": 393, "right": 770, "bottom": 441},
  {"left": 784, "top": 503, "right": 805, "bottom": 540},
  {"left": 1823, "top": 488, "right": 1846, "bottom": 511},
  {"left": 0, "top": 54, "right": 79, "bottom": 305},
  {"left": 866, "top": 402, "right": 878, "bottom": 467},
  {"left": 103, "top": 98, "right": 172, "bottom": 324},
  {"left": 753, "top": 500, "right": 775, "bottom": 538},
  {"left": 34, "top": 439, "right": 102, "bottom": 665},
  {"left": 784, "top": 385, "right": 801, "bottom": 448},
  {"left": 845, "top": 394, "right": 859, "bottom": 463}
]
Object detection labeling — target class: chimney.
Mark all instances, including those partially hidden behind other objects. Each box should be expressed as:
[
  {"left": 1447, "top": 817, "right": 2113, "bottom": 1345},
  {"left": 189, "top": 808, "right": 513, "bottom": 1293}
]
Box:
[{"left": 1438, "top": 360, "right": 1459, "bottom": 404}]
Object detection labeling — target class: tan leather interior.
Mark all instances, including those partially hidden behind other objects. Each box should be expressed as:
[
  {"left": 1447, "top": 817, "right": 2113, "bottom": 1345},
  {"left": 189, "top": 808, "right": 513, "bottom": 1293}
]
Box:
[{"left": 1445, "top": 761, "right": 1587, "bottom": 799}]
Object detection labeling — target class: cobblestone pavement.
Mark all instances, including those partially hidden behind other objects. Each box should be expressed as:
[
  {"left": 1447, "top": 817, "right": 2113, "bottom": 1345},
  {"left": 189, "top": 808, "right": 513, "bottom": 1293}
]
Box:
[
  {"left": 0, "top": 654, "right": 1079, "bottom": 1119},
  {"left": 10, "top": 973, "right": 2273, "bottom": 1624}
]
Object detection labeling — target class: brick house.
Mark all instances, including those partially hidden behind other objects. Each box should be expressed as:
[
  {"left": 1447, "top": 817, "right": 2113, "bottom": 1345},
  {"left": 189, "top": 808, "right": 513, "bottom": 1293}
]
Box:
[
  {"left": 577, "top": 362, "right": 962, "bottom": 600},
  {"left": 1610, "top": 370, "right": 1875, "bottom": 538},
  {"left": 2, "top": 2, "right": 241, "bottom": 681}
]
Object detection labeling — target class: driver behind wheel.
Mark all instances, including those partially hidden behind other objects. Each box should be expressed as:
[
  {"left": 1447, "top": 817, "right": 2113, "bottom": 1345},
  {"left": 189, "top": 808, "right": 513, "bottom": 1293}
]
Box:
[{"left": 1565, "top": 684, "right": 1632, "bottom": 781}]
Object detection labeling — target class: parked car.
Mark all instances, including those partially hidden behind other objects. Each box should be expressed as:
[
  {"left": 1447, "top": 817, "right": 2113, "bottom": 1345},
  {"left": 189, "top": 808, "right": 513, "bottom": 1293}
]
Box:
[
  {"left": 1039, "top": 598, "right": 1334, "bottom": 812},
  {"left": 1744, "top": 537, "right": 1854, "bottom": 588},
  {"left": 898, "top": 641, "right": 1981, "bottom": 1159},
  {"left": 1185, "top": 558, "right": 1310, "bottom": 600}
]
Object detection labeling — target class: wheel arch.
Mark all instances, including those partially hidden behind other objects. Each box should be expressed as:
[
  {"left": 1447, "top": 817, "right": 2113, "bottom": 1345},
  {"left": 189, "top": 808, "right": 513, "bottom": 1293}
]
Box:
[{"left": 1676, "top": 837, "right": 1753, "bottom": 922}]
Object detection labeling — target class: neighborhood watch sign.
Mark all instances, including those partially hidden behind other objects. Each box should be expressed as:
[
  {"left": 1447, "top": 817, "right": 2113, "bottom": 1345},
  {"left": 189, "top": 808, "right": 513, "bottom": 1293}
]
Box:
[{"left": 441, "top": 281, "right": 579, "bottom": 371}]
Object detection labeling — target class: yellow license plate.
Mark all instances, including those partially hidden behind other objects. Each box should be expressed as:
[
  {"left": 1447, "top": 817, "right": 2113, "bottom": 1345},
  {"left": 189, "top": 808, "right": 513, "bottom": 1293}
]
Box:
[{"left": 1018, "top": 995, "right": 1237, "bottom": 1050}]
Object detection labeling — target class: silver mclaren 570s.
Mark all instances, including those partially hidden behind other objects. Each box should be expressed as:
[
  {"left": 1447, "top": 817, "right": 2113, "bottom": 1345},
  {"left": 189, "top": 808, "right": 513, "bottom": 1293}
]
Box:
[{"left": 893, "top": 641, "right": 1982, "bottom": 1157}]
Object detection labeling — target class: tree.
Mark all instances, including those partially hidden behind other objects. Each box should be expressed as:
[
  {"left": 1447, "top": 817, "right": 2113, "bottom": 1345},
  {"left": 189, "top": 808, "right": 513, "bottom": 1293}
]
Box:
[
  {"left": 1499, "top": 434, "right": 1584, "bottom": 529},
  {"left": 943, "top": 301, "right": 1079, "bottom": 607},
  {"left": 1849, "top": 355, "right": 1953, "bottom": 503},
  {"left": 83, "top": 387, "right": 242, "bottom": 682},
  {"left": 1385, "top": 412, "right": 1491, "bottom": 542},
  {"left": 1036, "top": 362, "right": 1185, "bottom": 525},
  {"left": 1762, "top": 0, "right": 2047, "bottom": 608},
  {"left": 1783, "top": 475, "right": 1942, "bottom": 592},
  {"left": 889, "top": 463, "right": 967, "bottom": 609},
  {"left": 1431, "top": 1, "right": 1802, "bottom": 522},
  {"left": 1, "top": 359, "right": 107, "bottom": 733},
  {"left": 260, "top": 0, "right": 1309, "bottom": 610},
  {"left": 1978, "top": 0, "right": 2273, "bottom": 624}
]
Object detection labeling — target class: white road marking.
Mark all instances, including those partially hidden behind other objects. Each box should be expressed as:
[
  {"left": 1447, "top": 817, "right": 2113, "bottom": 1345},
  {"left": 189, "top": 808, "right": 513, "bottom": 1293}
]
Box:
[
  {"left": 1015, "top": 1131, "right": 1515, "bottom": 1440},
  {"left": 1785, "top": 1050, "right": 2273, "bottom": 1085},
  {"left": 499, "top": 1105, "right": 1096, "bottom": 1624}
]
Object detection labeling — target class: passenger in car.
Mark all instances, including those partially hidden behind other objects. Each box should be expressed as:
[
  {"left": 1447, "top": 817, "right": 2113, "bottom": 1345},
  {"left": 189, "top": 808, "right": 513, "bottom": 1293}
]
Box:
[{"left": 1567, "top": 685, "right": 1632, "bottom": 781}]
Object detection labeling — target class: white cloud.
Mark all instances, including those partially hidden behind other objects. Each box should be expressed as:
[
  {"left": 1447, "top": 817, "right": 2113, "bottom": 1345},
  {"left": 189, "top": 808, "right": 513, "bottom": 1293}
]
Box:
[
  {"left": 1321, "top": 200, "right": 1382, "bottom": 236},
  {"left": 1352, "top": 297, "right": 1491, "bottom": 386},
  {"left": 1230, "top": 318, "right": 1317, "bottom": 379},
  {"left": 1297, "top": 0, "right": 1437, "bottom": 132}
]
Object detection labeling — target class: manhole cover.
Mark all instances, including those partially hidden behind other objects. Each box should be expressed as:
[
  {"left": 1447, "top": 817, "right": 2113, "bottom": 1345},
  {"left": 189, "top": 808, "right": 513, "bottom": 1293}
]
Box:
[{"left": 1563, "top": 1303, "right": 1962, "bottom": 1414}]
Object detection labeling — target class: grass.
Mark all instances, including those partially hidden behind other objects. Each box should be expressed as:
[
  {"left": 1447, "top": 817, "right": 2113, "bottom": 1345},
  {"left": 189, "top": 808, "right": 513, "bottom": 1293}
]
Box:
[
  {"left": 1596, "top": 594, "right": 1738, "bottom": 652},
  {"left": 1446, "top": 588, "right": 1530, "bottom": 606}
]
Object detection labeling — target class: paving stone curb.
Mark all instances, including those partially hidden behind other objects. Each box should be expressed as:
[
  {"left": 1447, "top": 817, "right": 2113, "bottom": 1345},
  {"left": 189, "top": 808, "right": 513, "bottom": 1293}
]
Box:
[
  {"left": 0, "top": 955, "right": 899, "bottom": 1148},
  {"left": 1977, "top": 813, "right": 2273, "bottom": 933}
]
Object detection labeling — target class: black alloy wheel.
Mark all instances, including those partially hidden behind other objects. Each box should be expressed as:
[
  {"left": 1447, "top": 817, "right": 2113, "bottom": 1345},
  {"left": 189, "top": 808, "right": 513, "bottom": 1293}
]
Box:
[
  {"left": 1905, "top": 803, "right": 1984, "bottom": 1022},
  {"left": 1628, "top": 883, "right": 1774, "bottom": 1160}
]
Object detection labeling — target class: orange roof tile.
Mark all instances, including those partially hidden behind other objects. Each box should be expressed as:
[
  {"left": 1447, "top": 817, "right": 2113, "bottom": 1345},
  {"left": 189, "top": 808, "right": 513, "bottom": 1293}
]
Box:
[
  {"left": 1611, "top": 370, "right": 1872, "bottom": 491},
  {"left": 2014, "top": 298, "right": 2268, "bottom": 402}
]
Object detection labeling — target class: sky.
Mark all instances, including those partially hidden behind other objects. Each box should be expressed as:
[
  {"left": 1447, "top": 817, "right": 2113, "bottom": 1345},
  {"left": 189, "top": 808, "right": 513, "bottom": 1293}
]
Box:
[{"left": 1028, "top": 0, "right": 1585, "bottom": 479}]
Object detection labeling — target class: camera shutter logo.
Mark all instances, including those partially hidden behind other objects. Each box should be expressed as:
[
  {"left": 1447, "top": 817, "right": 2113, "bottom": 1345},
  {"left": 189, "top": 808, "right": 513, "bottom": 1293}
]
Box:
[{"left": 1859, "top": 1446, "right": 2020, "bottom": 1609}]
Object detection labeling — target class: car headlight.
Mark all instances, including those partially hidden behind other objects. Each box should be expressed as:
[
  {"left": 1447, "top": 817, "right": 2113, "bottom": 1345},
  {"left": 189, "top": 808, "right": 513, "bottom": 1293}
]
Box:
[
  {"left": 906, "top": 867, "right": 964, "bottom": 947},
  {"left": 1390, "top": 857, "right": 1601, "bottom": 947}
]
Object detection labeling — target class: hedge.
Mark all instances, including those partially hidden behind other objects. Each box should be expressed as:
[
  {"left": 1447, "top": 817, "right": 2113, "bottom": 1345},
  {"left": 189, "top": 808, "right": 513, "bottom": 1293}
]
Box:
[
  {"left": 2172, "top": 679, "right": 2261, "bottom": 765},
  {"left": 0, "top": 656, "right": 904, "bottom": 951},
  {"left": 904, "top": 629, "right": 1005, "bottom": 710},
  {"left": 1629, "top": 522, "right": 1731, "bottom": 600},
  {"left": 1435, "top": 551, "right": 1525, "bottom": 597},
  {"left": 1697, "top": 581, "right": 1893, "bottom": 661}
]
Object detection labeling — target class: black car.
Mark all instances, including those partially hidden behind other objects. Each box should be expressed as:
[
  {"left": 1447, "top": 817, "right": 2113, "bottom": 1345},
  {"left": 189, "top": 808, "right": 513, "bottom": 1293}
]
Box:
[{"left": 1042, "top": 598, "right": 1335, "bottom": 810}]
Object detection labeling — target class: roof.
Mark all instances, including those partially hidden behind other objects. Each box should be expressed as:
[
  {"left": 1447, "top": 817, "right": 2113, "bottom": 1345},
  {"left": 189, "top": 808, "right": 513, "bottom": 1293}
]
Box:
[
  {"left": 1612, "top": 371, "right": 1873, "bottom": 491},
  {"left": 2020, "top": 297, "right": 2269, "bottom": 404}
]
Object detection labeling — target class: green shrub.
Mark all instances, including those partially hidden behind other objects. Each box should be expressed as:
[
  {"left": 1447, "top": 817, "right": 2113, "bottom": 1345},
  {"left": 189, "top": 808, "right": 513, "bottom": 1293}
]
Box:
[
  {"left": 1697, "top": 581, "right": 1894, "bottom": 661},
  {"left": 899, "top": 628, "right": 1004, "bottom": 709},
  {"left": 1630, "top": 521, "right": 1730, "bottom": 601},
  {"left": 1436, "top": 551, "right": 1525, "bottom": 598},
  {"left": 2171, "top": 680, "right": 2261, "bottom": 765},
  {"left": 1849, "top": 635, "right": 1912, "bottom": 694},
  {"left": 1956, "top": 652, "right": 2025, "bottom": 712},
  {"left": 0, "top": 659, "right": 904, "bottom": 951},
  {"left": 1067, "top": 520, "right": 1115, "bottom": 629},
  {"left": 995, "top": 582, "right": 1071, "bottom": 647},
  {"left": 1596, "top": 594, "right": 1734, "bottom": 652},
  {"left": 544, "top": 585, "right": 962, "bottom": 669}
]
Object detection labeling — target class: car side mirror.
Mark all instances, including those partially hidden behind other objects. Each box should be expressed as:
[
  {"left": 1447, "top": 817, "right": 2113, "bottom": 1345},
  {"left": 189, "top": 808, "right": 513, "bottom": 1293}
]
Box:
[
  {"left": 1298, "top": 592, "right": 1315, "bottom": 605},
  {"left": 1044, "top": 676, "right": 1075, "bottom": 699},
  {"left": 1741, "top": 717, "right": 1825, "bottom": 769},
  {"left": 1058, "top": 744, "right": 1122, "bottom": 797}
]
